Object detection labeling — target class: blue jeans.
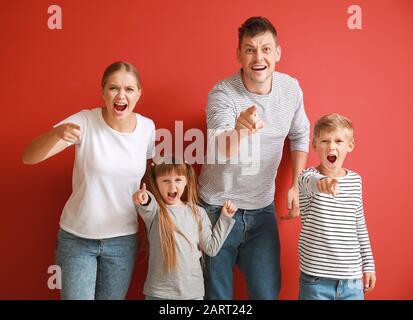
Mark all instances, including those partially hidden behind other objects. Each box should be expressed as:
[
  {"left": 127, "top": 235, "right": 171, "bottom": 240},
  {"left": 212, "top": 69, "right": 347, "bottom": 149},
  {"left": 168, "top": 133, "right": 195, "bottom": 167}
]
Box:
[
  {"left": 299, "top": 272, "right": 364, "bottom": 300},
  {"left": 202, "top": 202, "right": 281, "bottom": 300},
  {"left": 56, "top": 228, "right": 137, "bottom": 300}
]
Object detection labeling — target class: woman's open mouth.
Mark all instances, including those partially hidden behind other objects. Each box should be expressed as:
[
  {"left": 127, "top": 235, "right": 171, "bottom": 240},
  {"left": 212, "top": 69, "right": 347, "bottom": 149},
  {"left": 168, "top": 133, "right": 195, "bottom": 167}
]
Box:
[{"left": 114, "top": 103, "right": 127, "bottom": 112}]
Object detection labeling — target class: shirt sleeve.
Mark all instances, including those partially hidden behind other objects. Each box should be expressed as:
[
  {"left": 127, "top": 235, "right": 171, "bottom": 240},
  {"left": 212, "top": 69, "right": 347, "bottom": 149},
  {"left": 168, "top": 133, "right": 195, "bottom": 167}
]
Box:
[
  {"left": 53, "top": 109, "right": 89, "bottom": 146},
  {"left": 288, "top": 80, "right": 310, "bottom": 152},
  {"left": 205, "top": 84, "right": 237, "bottom": 133},
  {"left": 135, "top": 190, "right": 159, "bottom": 232},
  {"left": 355, "top": 178, "right": 376, "bottom": 273},
  {"left": 299, "top": 168, "right": 325, "bottom": 197},
  {"left": 198, "top": 207, "right": 235, "bottom": 257},
  {"left": 146, "top": 120, "right": 156, "bottom": 159}
]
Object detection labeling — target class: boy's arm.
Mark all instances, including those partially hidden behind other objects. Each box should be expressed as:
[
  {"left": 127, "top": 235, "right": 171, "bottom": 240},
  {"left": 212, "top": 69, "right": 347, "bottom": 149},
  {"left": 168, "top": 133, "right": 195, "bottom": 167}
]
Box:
[{"left": 356, "top": 179, "right": 376, "bottom": 292}]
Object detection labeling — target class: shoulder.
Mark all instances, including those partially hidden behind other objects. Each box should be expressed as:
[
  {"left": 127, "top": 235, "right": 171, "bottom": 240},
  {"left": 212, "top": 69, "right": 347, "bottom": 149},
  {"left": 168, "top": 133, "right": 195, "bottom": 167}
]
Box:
[
  {"left": 137, "top": 114, "right": 155, "bottom": 130},
  {"left": 300, "top": 167, "right": 320, "bottom": 177},
  {"left": 345, "top": 169, "right": 363, "bottom": 183},
  {"left": 209, "top": 71, "right": 243, "bottom": 98},
  {"left": 273, "top": 71, "right": 302, "bottom": 92}
]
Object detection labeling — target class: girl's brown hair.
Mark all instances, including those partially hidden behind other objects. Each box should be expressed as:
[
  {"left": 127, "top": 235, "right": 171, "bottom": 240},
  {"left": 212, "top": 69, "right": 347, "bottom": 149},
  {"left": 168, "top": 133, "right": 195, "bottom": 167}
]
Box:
[{"left": 148, "top": 158, "right": 202, "bottom": 272}]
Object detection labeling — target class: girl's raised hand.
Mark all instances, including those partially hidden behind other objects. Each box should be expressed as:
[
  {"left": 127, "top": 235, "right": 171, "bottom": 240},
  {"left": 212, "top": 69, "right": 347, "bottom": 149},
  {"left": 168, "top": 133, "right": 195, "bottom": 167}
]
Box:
[
  {"left": 221, "top": 200, "right": 237, "bottom": 217},
  {"left": 133, "top": 182, "right": 149, "bottom": 205}
]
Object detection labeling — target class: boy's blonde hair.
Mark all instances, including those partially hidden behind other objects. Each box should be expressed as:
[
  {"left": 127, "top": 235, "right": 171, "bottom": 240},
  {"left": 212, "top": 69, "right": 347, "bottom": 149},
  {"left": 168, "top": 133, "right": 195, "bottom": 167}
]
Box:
[{"left": 313, "top": 113, "right": 354, "bottom": 146}]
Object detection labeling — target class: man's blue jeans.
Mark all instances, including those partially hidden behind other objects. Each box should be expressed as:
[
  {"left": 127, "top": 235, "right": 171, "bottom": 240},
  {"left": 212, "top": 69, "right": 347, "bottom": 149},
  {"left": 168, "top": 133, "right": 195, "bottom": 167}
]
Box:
[
  {"left": 56, "top": 228, "right": 137, "bottom": 300},
  {"left": 202, "top": 202, "right": 281, "bottom": 300},
  {"left": 299, "top": 272, "right": 364, "bottom": 300}
]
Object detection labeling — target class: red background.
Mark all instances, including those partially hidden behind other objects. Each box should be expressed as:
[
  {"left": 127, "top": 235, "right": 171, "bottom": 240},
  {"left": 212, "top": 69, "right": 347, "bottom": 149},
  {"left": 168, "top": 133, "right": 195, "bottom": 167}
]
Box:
[{"left": 1, "top": 0, "right": 412, "bottom": 299}]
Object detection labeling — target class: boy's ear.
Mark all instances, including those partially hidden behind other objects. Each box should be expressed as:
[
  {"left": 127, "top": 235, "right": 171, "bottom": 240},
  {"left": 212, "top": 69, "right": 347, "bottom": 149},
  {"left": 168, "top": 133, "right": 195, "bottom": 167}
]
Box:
[{"left": 348, "top": 139, "right": 355, "bottom": 152}]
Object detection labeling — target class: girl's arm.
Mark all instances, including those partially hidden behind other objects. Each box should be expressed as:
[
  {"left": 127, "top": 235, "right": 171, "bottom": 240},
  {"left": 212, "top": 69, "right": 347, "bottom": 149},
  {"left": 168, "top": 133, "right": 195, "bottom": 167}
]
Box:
[
  {"left": 199, "top": 203, "right": 236, "bottom": 257},
  {"left": 134, "top": 189, "right": 158, "bottom": 231}
]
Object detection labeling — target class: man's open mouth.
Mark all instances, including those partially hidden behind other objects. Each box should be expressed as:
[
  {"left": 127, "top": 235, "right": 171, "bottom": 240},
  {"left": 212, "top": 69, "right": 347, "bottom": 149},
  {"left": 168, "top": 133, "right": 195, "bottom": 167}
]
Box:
[{"left": 251, "top": 65, "right": 267, "bottom": 71}]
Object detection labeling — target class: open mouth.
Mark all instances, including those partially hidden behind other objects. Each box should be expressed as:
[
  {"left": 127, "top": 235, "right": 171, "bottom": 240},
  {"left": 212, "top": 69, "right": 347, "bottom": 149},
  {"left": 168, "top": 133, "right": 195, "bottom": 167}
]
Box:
[
  {"left": 251, "top": 65, "right": 267, "bottom": 71},
  {"left": 114, "top": 102, "right": 127, "bottom": 112},
  {"left": 167, "top": 192, "right": 177, "bottom": 201},
  {"left": 327, "top": 155, "right": 337, "bottom": 164}
]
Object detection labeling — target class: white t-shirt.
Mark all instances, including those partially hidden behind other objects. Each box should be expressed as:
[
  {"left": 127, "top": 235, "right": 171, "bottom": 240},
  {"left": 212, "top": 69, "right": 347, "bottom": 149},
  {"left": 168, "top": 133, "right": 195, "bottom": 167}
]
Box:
[{"left": 55, "top": 108, "right": 155, "bottom": 239}]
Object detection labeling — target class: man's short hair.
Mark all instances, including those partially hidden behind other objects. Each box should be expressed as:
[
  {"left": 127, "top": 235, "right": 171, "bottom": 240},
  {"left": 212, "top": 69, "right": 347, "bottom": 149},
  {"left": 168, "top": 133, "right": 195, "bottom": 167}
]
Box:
[{"left": 238, "top": 16, "right": 277, "bottom": 48}]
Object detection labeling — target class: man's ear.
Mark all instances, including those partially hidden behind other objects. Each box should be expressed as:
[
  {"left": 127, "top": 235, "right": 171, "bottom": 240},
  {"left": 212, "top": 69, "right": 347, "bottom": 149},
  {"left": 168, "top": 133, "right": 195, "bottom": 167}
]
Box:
[
  {"left": 236, "top": 47, "right": 241, "bottom": 63},
  {"left": 275, "top": 45, "right": 282, "bottom": 63}
]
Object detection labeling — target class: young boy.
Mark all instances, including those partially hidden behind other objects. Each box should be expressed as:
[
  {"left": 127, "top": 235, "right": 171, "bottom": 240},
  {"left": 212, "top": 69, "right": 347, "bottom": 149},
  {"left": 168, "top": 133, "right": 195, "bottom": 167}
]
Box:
[{"left": 298, "top": 113, "right": 376, "bottom": 300}]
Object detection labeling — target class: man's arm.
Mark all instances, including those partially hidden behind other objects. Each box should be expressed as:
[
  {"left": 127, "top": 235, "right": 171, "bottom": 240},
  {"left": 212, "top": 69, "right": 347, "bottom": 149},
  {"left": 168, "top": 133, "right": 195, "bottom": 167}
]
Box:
[{"left": 281, "top": 150, "right": 307, "bottom": 220}]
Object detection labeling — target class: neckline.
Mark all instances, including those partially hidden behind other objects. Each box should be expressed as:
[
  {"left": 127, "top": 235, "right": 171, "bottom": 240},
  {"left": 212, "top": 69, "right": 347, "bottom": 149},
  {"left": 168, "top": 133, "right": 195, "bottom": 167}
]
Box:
[
  {"left": 98, "top": 108, "right": 139, "bottom": 135},
  {"left": 238, "top": 69, "right": 274, "bottom": 97},
  {"left": 315, "top": 167, "right": 350, "bottom": 179}
]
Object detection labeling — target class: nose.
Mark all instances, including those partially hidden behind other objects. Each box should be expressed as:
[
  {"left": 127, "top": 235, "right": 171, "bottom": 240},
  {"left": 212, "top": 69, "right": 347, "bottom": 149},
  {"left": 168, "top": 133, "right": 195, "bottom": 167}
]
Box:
[
  {"left": 117, "top": 88, "right": 126, "bottom": 98},
  {"left": 255, "top": 49, "right": 265, "bottom": 61}
]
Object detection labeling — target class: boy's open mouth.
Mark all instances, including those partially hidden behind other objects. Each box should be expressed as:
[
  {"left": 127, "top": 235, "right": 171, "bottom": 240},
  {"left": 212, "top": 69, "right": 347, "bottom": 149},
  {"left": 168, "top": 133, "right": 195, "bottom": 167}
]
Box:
[
  {"left": 327, "top": 155, "right": 337, "bottom": 164},
  {"left": 114, "top": 103, "right": 127, "bottom": 112}
]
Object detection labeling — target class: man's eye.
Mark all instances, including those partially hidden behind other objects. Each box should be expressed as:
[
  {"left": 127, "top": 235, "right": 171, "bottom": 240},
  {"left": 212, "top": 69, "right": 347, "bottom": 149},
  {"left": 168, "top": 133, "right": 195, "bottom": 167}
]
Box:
[
  {"left": 126, "top": 88, "right": 134, "bottom": 92},
  {"left": 264, "top": 47, "right": 272, "bottom": 53},
  {"left": 109, "top": 87, "right": 117, "bottom": 91},
  {"left": 246, "top": 48, "right": 253, "bottom": 53}
]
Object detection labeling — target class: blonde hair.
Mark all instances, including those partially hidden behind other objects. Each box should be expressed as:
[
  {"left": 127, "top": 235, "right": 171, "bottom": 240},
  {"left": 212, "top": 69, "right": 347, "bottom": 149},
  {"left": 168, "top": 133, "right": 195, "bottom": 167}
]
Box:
[
  {"left": 147, "top": 158, "right": 202, "bottom": 272},
  {"left": 313, "top": 113, "right": 354, "bottom": 145}
]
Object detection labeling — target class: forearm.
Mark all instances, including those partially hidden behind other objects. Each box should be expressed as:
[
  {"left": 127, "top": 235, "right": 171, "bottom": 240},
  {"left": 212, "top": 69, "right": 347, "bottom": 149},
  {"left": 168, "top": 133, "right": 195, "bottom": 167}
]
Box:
[
  {"left": 22, "top": 128, "right": 67, "bottom": 165},
  {"left": 290, "top": 150, "right": 307, "bottom": 187}
]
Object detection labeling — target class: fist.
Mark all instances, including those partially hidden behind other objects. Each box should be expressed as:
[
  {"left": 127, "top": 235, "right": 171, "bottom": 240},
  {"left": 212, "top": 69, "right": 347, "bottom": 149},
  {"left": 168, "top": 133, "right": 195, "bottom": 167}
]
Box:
[
  {"left": 317, "top": 178, "right": 339, "bottom": 196},
  {"left": 133, "top": 183, "right": 149, "bottom": 205},
  {"left": 221, "top": 200, "right": 237, "bottom": 217},
  {"left": 56, "top": 123, "right": 82, "bottom": 144},
  {"left": 235, "top": 105, "right": 264, "bottom": 135}
]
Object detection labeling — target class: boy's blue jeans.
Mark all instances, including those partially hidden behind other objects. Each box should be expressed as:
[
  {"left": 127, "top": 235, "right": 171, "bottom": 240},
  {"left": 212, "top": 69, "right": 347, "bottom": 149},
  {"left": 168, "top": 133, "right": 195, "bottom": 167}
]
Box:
[
  {"left": 299, "top": 272, "right": 364, "bottom": 300},
  {"left": 56, "top": 228, "right": 137, "bottom": 300},
  {"left": 202, "top": 202, "right": 281, "bottom": 300}
]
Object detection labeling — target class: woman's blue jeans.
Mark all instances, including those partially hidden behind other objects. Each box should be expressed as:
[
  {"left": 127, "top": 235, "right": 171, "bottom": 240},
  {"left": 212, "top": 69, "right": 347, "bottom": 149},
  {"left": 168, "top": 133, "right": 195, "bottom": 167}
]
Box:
[
  {"left": 202, "top": 202, "right": 281, "bottom": 300},
  {"left": 56, "top": 228, "right": 137, "bottom": 300}
]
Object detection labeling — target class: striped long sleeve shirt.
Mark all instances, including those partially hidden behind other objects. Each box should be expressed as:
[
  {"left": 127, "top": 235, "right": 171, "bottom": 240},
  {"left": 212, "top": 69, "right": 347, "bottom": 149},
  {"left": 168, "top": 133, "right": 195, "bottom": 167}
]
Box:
[
  {"left": 198, "top": 70, "right": 310, "bottom": 210},
  {"left": 298, "top": 167, "right": 375, "bottom": 279}
]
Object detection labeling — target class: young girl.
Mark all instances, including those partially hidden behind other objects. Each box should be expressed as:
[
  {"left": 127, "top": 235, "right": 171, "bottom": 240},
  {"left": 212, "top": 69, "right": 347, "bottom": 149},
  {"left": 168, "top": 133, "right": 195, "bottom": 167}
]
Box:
[{"left": 133, "top": 157, "right": 236, "bottom": 300}]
